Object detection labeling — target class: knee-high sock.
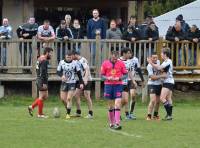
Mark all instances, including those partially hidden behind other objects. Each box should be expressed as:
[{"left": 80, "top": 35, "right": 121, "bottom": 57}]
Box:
[
  {"left": 38, "top": 99, "right": 44, "bottom": 115},
  {"left": 108, "top": 109, "right": 115, "bottom": 125},
  {"left": 32, "top": 98, "right": 39, "bottom": 109},
  {"left": 115, "top": 108, "right": 121, "bottom": 125}
]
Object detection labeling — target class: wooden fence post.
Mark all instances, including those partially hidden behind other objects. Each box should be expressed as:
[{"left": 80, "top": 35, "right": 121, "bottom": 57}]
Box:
[
  {"left": 31, "top": 38, "right": 38, "bottom": 98},
  {"left": 157, "top": 37, "right": 163, "bottom": 61},
  {"left": 95, "top": 32, "right": 101, "bottom": 99}
]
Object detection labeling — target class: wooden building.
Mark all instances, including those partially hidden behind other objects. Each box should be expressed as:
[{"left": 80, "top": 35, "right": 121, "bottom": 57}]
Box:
[{"left": 0, "top": 0, "right": 146, "bottom": 36}]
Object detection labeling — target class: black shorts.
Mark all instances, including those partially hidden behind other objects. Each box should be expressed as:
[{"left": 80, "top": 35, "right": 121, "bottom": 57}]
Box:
[
  {"left": 76, "top": 81, "right": 92, "bottom": 91},
  {"left": 163, "top": 83, "right": 174, "bottom": 91},
  {"left": 128, "top": 80, "right": 136, "bottom": 90},
  {"left": 60, "top": 82, "right": 76, "bottom": 92},
  {"left": 122, "top": 85, "right": 129, "bottom": 92},
  {"left": 148, "top": 85, "right": 162, "bottom": 96},
  {"left": 36, "top": 79, "right": 48, "bottom": 91}
]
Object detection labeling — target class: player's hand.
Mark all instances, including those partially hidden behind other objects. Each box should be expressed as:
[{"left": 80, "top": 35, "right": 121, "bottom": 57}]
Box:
[
  {"left": 113, "top": 77, "right": 120, "bottom": 81},
  {"left": 141, "top": 81, "right": 145, "bottom": 88},
  {"left": 23, "top": 33, "right": 29, "bottom": 37},
  {"left": 80, "top": 84, "right": 84, "bottom": 90},
  {"left": 42, "top": 84, "right": 47, "bottom": 89},
  {"left": 84, "top": 81, "right": 88, "bottom": 85},
  {"left": 107, "top": 76, "right": 113, "bottom": 81},
  {"left": 61, "top": 75, "right": 67, "bottom": 81}
]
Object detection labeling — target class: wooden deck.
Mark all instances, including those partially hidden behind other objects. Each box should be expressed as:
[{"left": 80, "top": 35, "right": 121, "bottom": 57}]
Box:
[{"left": 0, "top": 36, "right": 200, "bottom": 99}]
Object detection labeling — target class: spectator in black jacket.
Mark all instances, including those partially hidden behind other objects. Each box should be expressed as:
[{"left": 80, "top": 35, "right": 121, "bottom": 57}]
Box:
[
  {"left": 71, "top": 19, "right": 84, "bottom": 52},
  {"left": 176, "top": 14, "right": 190, "bottom": 34},
  {"left": 166, "top": 21, "right": 185, "bottom": 65},
  {"left": 145, "top": 22, "right": 159, "bottom": 56},
  {"left": 56, "top": 20, "right": 73, "bottom": 61},
  {"left": 186, "top": 25, "right": 200, "bottom": 65},
  {"left": 16, "top": 17, "right": 38, "bottom": 67}
]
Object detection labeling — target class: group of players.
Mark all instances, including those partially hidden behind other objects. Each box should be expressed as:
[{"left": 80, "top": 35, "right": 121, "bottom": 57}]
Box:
[
  {"left": 27, "top": 46, "right": 174, "bottom": 131},
  {"left": 28, "top": 47, "right": 93, "bottom": 119}
]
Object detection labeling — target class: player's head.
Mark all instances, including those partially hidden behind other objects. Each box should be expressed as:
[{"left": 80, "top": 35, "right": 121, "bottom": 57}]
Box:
[
  {"left": 43, "top": 47, "right": 53, "bottom": 60},
  {"left": 161, "top": 48, "right": 170, "bottom": 60},
  {"left": 110, "top": 51, "right": 119, "bottom": 63},
  {"left": 92, "top": 9, "right": 99, "bottom": 19},
  {"left": 65, "top": 51, "right": 74, "bottom": 62},
  {"left": 72, "top": 50, "right": 80, "bottom": 60},
  {"left": 150, "top": 52, "right": 158, "bottom": 63},
  {"left": 121, "top": 47, "right": 132, "bottom": 59}
]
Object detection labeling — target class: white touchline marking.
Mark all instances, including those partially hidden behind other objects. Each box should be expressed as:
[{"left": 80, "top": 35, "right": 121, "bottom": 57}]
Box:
[{"left": 108, "top": 129, "right": 142, "bottom": 138}]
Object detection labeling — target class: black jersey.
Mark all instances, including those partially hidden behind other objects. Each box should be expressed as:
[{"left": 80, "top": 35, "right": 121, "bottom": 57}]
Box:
[{"left": 36, "top": 55, "right": 49, "bottom": 84}]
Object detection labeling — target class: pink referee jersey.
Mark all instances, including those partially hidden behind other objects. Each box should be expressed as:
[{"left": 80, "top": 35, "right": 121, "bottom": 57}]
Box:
[{"left": 101, "top": 59, "right": 127, "bottom": 85}]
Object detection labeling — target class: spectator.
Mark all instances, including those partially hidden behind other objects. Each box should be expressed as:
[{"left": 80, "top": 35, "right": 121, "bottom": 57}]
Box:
[
  {"left": 56, "top": 20, "right": 73, "bottom": 41},
  {"left": 186, "top": 25, "right": 200, "bottom": 65},
  {"left": 71, "top": 19, "right": 84, "bottom": 52},
  {"left": 65, "top": 14, "right": 72, "bottom": 28},
  {"left": 64, "top": 14, "right": 73, "bottom": 36},
  {"left": 0, "top": 18, "right": 12, "bottom": 67},
  {"left": 116, "top": 18, "right": 125, "bottom": 33},
  {"left": 145, "top": 22, "right": 159, "bottom": 56},
  {"left": 87, "top": 9, "right": 106, "bottom": 39},
  {"left": 16, "top": 17, "right": 38, "bottom": 66},
  {"left": 17, "top": 17, "right": 38, "bottom": 40},
  {"left": 166, "top": 21, "right": 185, "bottom": 65},
  {"left": 71, "top": 19, "right": 84, "bottom": 39},
  {"left": 145, "top": 22, "right": 159, "bottom": 41},
  {"left": 106, "top": 20, "right": 122, "bottom": 51},
  {"left": 56, "top": 20, "right": 73, "bottom": 61},
  {"left": 166, "top": 21, "right": 185, "bottom": 42},
  {"left": 87, "top": 9, "right": 106, "bottom": 65},
  {"left": 106, "top": 20, "right": 122, "bottom": 39},
  {"left": 37, "top": 20, "right": 56, "bottom": 47},
  {"left": 123, "top": 16, "right": 140, "bottom": 42},
  {"left": 176, "top": 14, "right": 190, "bottom": 34}
]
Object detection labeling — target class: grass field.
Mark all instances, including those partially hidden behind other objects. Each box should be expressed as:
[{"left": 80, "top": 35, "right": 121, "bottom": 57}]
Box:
[{"left": 0, "top": 92, "right": 200, "bottom": 148}]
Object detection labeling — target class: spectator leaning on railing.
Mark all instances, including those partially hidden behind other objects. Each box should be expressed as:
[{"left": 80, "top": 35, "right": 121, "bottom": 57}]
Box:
[
  {"left": 37, "top": 20, "right": 56, "bottom": 47},
  {"left": 56, "top": 20, "right": 73, "bottom": 61},
  {"left": 16, "top": 17, "right": 38, "bottom": 67},
  {"left": 71, "top": 19, "right": 84, "bottom": 52},
  {"left": 0, "top": 18, "right": 12, "bottom": 67},
  {"left": 106, "top": 20, "right": 122, "bottom": 51},
  {"left": 144, "top": 21, "right": 159, "bottom": 56},
  {"left": 186, "top": 25, "right": 200, "bottom": 66},
  {"left": 166, "top": 21, "right": 185, "bottom": 66}
]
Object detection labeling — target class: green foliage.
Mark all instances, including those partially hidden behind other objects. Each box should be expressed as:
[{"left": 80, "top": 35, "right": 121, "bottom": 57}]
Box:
[{"left": 144, "top": 0, "right": 196, "bottom": 17}]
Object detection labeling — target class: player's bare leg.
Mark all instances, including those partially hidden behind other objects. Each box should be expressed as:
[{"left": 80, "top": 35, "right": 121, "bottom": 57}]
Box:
[
  {"left": 84, "top": 90, "right": 93, "bottom": 118},
  {"left": 122, "top": 92, "right": 129, "bottom": 119},
  {"left": 129, "top": 89, "right": 137, "bottom": 119},
  {"left": 74, "top": 88, "right": 82, "bottom": 117},
  {"left": 66, "top": 90, "right": 75, "bottom": 119},
  {"left": 147, "top": 94, "right": 156, "bottom": 120},
  {"left": 60, "top": 91, "right": 68, "bottom": 115}
]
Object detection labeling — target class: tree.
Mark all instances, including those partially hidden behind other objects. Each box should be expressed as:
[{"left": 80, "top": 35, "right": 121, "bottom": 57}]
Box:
[{"left": 144, "top": 0, "right": 196, "bottom": 17}]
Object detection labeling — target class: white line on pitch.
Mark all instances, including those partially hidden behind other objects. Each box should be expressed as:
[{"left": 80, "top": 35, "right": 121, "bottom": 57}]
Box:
[{"left": 108, "top": 128, "right": 142, "bottom": 138}]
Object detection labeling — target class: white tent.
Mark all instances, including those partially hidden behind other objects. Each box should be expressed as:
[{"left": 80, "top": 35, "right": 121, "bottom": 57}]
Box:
[{"left": 154, "top": 0, "right": 200, "bottom": 37}]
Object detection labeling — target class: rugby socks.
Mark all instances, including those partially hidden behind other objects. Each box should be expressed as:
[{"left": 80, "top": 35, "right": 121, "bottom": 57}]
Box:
[
  {"left": 37, "top": 99, "right": 43, "bottom": 115},
  {"left": 153, "top": 112, "right": 158, "bottom": 117},
  {"left": 130, "top": 100, "right": 136, "bottom": 114},
  {"left": 108, "top": 109, "right": 115, "bottom": 125},
  {"left": 163, "top": 101, "right": 170, "bottom": 116},
  {"left": 76, "top": 109, "right": 81, "bottom": 115},
  {"left": 125, "top": 111, "right": 129, "bottom": 116},
  {"left": 89, "top": 110, "right": 93, "bottom": 116},
  {"left": 31, "top": 98, "right": 39, "bottom": 109},
  {"left": 67, "top": 108, "right": 71, "bottom": 115},
  {"left": 115, "top": 108, "right": 121, "bottom": 125},
  {"left": 168, "top": 106, "right": 173, "bottom": 116}
]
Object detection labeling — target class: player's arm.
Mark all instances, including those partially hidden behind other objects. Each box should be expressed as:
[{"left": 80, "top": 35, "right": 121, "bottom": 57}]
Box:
[
  {"left": 75, "top": 65, "right": 84, "bottom": 85},
  {"left": 136, "top": 67, "right": 144, "bottom": 82},
  {"left": 83, "top": 65, "right": 89, "bottom": 82},
  {"left": 150, "top": 72, "right": 167, "bottom": 80},
  {"left": 57, "top": 61, "right": 63, "bottom": 77}
]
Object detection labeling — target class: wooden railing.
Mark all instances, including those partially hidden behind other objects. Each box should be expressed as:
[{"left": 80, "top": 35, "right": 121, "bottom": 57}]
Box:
[{"left": 0, "top": 36, "right": 200, "bottom": 98}]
